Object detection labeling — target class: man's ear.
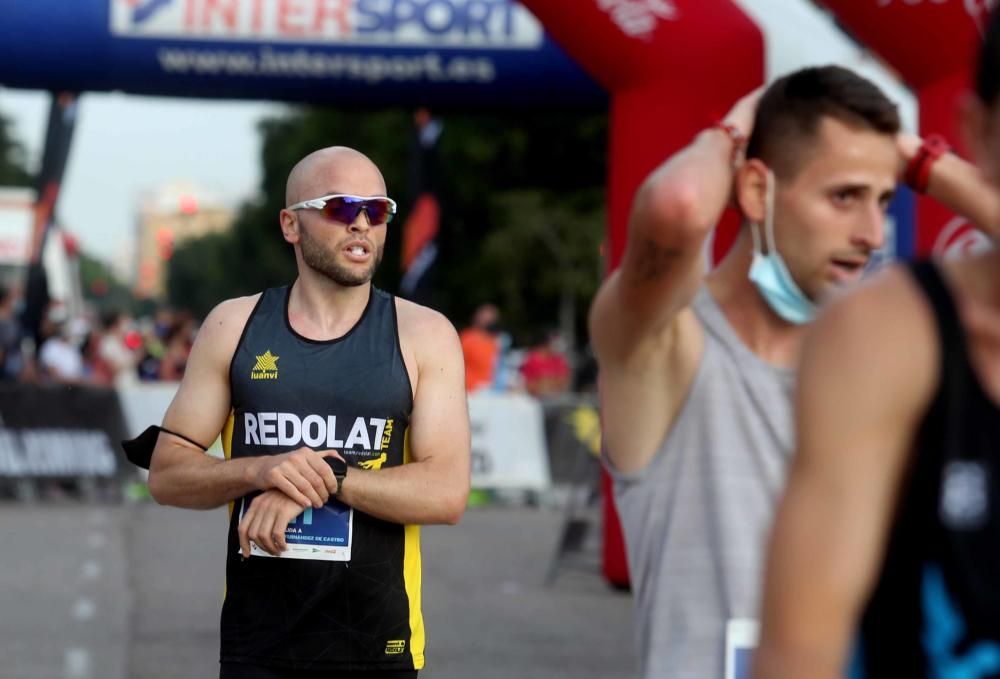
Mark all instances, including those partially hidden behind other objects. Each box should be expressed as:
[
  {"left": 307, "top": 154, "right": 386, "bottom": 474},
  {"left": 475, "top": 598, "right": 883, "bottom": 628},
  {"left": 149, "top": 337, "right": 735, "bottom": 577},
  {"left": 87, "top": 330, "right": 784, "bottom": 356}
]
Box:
[
  {"left": 735, "top": 158, "right": 770, "bottom": 224},
  {"left": 280, "top": 209, "right": 300, "bottom": 244}
]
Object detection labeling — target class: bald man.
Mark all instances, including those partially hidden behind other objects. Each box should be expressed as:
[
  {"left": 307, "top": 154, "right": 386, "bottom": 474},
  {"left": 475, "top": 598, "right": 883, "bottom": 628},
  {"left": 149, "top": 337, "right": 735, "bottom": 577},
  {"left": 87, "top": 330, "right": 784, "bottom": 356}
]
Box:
[{"left": 147, "top": 147, "right": 471, "bottom": 679}]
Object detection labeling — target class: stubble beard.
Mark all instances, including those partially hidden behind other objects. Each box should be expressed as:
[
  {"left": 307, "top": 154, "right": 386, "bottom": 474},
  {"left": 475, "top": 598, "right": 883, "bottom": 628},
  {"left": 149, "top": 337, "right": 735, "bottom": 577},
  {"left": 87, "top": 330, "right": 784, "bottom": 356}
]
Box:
[{"left": 299, "top": 224, "right": 383, "bottom": 287}]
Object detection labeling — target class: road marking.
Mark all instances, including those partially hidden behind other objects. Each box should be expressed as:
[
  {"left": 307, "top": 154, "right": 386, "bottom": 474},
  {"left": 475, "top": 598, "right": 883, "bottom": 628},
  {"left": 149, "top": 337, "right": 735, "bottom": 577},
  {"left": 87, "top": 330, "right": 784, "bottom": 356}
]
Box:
[
  {"left": 81, "top": 560, "right": 102, "bottom": 581},
  {"left": 72, "top": 597, "right": 96, "bottom": 621},
  {"left": 64, "top": 647, "right": 91, "bottom": 678}
]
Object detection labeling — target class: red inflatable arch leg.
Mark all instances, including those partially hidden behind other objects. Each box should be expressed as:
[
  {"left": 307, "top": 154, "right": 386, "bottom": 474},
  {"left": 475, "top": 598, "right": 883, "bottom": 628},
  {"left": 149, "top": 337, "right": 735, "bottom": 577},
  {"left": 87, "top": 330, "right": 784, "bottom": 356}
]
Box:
[{"left": 520, "top": 0, "right": 764, "bottom": 587}]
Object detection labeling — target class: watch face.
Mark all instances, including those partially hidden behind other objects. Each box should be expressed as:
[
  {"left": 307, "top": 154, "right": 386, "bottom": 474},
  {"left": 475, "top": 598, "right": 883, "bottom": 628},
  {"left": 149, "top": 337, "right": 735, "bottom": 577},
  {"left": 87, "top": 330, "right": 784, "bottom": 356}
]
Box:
[{"left": 324, "top": 456, "right": 347, "bottom": 475}]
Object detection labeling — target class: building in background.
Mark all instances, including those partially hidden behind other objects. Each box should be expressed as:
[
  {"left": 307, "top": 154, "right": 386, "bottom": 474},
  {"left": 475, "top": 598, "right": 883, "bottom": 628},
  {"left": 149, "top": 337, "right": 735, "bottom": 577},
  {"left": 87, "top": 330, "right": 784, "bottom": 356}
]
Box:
[{"left": 133, "top": 182, "right": 234, "bottom": 299}]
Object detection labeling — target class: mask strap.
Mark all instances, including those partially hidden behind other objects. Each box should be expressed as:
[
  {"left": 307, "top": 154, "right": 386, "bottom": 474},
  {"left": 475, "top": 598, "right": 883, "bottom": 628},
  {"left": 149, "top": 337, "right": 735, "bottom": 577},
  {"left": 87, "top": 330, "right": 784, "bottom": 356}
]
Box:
[
  {"left": 763, "top": 168, "right": 779, "bottom": 256},
  {"left": 750, "top": 219, "right": 763, "bottom": 255}
]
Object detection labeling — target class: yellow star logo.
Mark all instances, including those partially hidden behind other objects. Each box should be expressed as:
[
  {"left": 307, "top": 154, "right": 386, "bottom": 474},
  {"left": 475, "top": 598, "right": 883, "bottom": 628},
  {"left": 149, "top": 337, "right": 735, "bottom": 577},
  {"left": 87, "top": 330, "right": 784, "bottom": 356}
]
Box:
[{"left": 254, "top": 350, "right": 279, "bottom": 372}]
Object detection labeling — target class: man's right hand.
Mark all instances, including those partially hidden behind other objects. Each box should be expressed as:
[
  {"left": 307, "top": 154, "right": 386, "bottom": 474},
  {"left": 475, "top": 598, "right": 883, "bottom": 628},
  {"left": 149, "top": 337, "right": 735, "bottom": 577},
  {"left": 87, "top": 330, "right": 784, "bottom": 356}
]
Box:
[
  {"left": 246, "top": 448, "right": 340, "bottom": 509},
  {"left": 723, "top": 86, "right": 764, "bottom": 144}
]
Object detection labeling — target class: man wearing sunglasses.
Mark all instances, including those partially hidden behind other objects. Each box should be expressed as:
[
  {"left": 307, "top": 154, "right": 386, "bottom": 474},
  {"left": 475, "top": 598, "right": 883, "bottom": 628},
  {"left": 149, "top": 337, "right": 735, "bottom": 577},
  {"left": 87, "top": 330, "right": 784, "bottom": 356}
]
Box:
[{"left": 145, "top": 146, "right": 471, "bottom": 679}]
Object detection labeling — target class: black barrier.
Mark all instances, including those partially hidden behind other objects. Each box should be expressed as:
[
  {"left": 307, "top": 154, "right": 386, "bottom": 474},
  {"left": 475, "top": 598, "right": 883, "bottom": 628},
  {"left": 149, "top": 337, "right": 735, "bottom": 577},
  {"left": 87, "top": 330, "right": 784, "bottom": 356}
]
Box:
[{"left": 0, "top": 384, "right": 127, "bottom": 480}]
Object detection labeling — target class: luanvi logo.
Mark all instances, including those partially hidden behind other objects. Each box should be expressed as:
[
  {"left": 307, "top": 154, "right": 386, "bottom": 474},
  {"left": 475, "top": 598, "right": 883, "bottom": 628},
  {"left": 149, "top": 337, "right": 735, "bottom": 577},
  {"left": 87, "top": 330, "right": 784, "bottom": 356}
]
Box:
[
  {"left": 251, "top": 350, "right": 279, "bottom": 380},
  {"left": 597, "top": 0, "right": 679, "bottom": 40},
  {"left": 385, "top": 640, "right": 406, "bottom": 655}
]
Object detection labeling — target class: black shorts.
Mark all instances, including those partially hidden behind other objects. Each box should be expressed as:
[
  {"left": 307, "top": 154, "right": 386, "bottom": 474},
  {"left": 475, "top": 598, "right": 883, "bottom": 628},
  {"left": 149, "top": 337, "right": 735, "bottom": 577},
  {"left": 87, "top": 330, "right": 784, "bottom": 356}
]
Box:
[{"left": 220, "top": 662, "right": 418, "bottom": 679}]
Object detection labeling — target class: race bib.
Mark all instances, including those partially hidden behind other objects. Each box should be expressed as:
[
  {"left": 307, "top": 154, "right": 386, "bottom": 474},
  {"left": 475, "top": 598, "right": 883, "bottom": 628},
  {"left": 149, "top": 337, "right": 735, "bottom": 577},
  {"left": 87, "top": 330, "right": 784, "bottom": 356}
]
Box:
[
  {"left": 240, "top": 497, "right": 353, "bottom": 562},
  {"left": 725, "top": 618, "right": 759, "bottom": 679}
]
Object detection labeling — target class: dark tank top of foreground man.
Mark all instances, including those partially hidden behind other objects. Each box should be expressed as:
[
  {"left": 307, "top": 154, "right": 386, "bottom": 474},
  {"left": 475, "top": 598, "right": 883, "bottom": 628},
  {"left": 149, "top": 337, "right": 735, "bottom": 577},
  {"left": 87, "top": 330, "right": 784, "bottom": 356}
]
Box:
[
  {"left": 222, "top": 285, "right": 421, "bottom": 672},
  {"left": 854, "top": 261, "right": 1000, "bottom": 676}
]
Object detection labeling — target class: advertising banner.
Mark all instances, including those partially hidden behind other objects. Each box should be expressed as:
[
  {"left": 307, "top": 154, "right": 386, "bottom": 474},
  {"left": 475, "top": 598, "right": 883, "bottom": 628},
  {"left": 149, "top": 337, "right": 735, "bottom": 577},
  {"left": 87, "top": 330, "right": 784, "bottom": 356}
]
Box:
[
  {"left": 0, "top": 0, "right": 604, "bottom": 108},
  {"left": 0, "top": 384, "right": 126, "bottom": 478}
]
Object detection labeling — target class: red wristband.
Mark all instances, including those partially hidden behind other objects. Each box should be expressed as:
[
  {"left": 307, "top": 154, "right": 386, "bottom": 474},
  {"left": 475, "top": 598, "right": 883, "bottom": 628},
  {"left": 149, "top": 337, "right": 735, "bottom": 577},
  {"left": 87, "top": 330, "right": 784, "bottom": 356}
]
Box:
[
  {"left": 904, "top": 134, "right": 950, "bottom": 194},
  {"left": 711, "top": 120, "right": 747, "bottom": 164}
]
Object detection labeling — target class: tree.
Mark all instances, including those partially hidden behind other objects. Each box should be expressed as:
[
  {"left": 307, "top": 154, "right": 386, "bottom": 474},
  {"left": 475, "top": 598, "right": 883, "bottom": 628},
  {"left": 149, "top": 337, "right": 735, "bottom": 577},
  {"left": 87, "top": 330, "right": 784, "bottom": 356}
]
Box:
[
  {"left": 167, "top": 106, "right": 609, "bottom": 346},
  {"left": 0, "top": 111, "right": 32, "bottom": 187},
  {"left": 78, "top": 251, "right": 136, "bottom": 314}
]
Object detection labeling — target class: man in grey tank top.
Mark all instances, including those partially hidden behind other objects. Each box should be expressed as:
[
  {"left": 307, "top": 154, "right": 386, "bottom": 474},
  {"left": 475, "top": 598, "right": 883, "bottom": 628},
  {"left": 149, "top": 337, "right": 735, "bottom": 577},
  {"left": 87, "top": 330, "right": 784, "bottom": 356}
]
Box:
[{"left": 589, "top": 66, "right": 995, "bottom": 678}]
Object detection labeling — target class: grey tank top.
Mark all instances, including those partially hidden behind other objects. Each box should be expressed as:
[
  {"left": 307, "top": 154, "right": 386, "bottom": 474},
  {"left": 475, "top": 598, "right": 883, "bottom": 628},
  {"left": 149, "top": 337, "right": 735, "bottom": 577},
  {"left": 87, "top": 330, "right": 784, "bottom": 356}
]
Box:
[{"left": 609, "top": 287, "right": 795, "bottom": 679}]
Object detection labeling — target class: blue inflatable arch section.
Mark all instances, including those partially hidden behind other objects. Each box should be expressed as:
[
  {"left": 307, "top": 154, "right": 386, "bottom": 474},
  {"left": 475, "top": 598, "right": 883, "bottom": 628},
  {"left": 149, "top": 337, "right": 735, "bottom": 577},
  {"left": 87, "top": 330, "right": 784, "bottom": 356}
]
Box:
[{"left": 0, "top": 0, "right": 604, "bottom": 108}]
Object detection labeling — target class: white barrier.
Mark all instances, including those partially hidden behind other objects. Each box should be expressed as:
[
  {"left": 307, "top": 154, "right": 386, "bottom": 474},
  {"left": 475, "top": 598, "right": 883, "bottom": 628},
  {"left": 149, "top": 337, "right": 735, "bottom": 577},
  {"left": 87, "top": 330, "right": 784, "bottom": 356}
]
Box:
[
  {"left": 116, "top": 384, "right": 552, "bottom": 490},
  {"left": 117, "top": 381, "right": 179, "bottom": 438},
  {"left": 468, "top": 391, "right": 551, "bottom": 490},
  {"left": 117, "top": 381, "right": 225, "bottom": 459}
]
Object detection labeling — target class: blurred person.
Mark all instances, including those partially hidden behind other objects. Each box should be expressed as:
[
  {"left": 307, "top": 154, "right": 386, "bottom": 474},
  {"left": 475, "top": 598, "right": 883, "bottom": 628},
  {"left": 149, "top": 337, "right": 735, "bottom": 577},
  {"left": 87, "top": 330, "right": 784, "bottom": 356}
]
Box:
[
  {"left": 81, "top": 328, "right": 114, "bottom": 386},
  {"left": 98, "top": 310, "right": 137, "bottom": 380},
  {"left": 0, "top": 285, "right": 21, "bottom": 381},
  {"left": 136, "top": 320, "right": 166, "bottom": 381},
  {"left": 519, "top": 329, "right": 571, "bottom": 398},
  {"left": 158, "top": 321, "right": 192, "bottom": 381},
  {"left": 459, "top": 303, "right": 501, "bottom": 392},
  {"left": 152, "top": 306, "right": 175, "bottom": 339},
  {"left": 589, "top": 65, "right": 1000, "bottom": 679},
  {"left": 37, "top": 306, "right": 85, "bottom": 384},
  {"left": 756, "top": 15, "right": 1000, "bottom": 679},
  {"left": 144, "top": 146, "right": 470, "bottom": 679}
]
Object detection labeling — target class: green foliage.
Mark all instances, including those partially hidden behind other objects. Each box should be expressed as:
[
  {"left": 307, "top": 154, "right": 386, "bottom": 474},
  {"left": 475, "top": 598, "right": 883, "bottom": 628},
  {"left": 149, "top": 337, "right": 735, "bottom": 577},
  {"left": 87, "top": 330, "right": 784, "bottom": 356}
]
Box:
[
  {"left": 78, "top": 250, "right": 137, "bottom": 314},
  {"left": 0, "top": 111, "right": 32, "bottom": 187},
  {"left": 166, "top": 107, "right": 609, "bottom": 343}
]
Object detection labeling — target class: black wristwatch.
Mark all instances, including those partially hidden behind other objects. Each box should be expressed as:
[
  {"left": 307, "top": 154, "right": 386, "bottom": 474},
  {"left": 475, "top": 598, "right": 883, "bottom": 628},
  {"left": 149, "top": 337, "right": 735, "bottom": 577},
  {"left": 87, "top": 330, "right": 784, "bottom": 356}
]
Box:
[{"left": 325, "top": 457, "right": 348, "bottom": 496}]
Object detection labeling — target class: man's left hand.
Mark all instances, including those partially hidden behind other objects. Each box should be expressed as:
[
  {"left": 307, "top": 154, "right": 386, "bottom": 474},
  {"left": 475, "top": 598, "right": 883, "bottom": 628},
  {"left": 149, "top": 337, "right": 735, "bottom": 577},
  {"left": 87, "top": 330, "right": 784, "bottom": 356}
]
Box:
[{"left": 238, "top": 489, "right": 308, "bottom": 558}]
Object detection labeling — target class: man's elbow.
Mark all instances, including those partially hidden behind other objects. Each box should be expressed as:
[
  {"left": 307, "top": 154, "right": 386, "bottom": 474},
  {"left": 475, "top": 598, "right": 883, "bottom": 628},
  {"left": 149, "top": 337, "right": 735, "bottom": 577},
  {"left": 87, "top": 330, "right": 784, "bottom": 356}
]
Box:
[
  {"left": 633, "top": 177, "right": 708, "bottom": 241},
  {"left": 440, "top": 485, "right": 469, "bottom": 525},
  {"left": 146, "top": 469, "right": 172, "bottom": 506},
  {"left": 147, "top": 468, "right": 188, "bottom": 508}
]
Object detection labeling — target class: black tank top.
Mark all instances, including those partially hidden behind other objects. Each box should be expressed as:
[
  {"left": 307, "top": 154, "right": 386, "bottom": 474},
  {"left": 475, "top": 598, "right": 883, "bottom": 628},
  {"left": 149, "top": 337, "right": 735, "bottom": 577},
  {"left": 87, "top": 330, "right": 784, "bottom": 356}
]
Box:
[
  {"left": 219, "top": 285, "right": 421, "bottom": 672},
  {"left": 854, "top": 260, "right": 1000, "bottom": 677}
]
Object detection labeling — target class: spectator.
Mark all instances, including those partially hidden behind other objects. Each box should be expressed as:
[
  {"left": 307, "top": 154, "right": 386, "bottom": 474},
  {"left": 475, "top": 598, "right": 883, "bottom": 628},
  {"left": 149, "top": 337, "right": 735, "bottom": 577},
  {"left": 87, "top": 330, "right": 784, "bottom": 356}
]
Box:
[
  {"left": 37, "top": 306, "right": 85, "bottom": 384},
  {"left": 459, "top": 303, "right": 502, "bottom": 392},
  {"left": 98, "top": 310, "right": 137, "bottom": 381},
  {"left": 158, "top": 321, "right": 192, "bottom": 381},
  {"left": 81, "top": 328, "right": 114, "bottom": 386},
  {"left": 0, "top": 286, "right": 21, "bottom": 381},
  {"left": 136, "top": 319, "right": 166, "bottom": 381},
  {"left": 519, "top": 329, "right": 571, "bottom": 398}
]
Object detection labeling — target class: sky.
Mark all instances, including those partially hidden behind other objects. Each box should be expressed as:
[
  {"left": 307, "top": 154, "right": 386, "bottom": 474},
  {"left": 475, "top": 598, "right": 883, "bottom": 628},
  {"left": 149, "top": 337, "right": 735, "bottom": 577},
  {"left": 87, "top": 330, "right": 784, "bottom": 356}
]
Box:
[{"left": 0, "top": 88, "right": 281, "bottom": 276}]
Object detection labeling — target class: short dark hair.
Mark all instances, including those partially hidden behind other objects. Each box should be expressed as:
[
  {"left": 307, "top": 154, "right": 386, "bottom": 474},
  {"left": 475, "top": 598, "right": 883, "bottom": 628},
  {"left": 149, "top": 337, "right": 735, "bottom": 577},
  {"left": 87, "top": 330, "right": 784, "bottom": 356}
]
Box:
[
  {"left": 746, "top": 65, "right": 901, "bottom": 178},
  {"left": 101, "top": 309, "right": 124, "bottom": 329},
  {"left": 977, "top": 9, "right": 1000, "bottom": 105}
]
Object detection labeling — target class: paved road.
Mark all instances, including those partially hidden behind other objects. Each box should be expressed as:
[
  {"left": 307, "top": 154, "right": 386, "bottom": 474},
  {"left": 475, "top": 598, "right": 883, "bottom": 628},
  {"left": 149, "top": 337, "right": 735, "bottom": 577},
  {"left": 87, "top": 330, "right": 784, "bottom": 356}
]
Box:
[{"left": 0, "top": 500, "right": 634, "bottom": 679}]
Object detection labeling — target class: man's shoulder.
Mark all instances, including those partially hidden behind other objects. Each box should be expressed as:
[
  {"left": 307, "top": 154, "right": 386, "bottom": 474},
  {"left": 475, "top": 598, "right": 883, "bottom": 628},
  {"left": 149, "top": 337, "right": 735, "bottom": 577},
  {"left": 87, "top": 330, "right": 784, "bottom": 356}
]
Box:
[
  {"left": 194, "top": 293, "right": 265, "bottom": 352},
  {"left": 806, "top": 264, "right": 938, "bottom": 398},
  {"left": 393, "top": 297, "right": 461, "bottom": 360},
  {"left": 208, "top": 293, "right": 265, "bottom": 324},
  {"left": 394, "top": 297, "right": 456, "bottom": 335},
  {"left": 821, "top": 265, "right": 931, "bottom": 333}
]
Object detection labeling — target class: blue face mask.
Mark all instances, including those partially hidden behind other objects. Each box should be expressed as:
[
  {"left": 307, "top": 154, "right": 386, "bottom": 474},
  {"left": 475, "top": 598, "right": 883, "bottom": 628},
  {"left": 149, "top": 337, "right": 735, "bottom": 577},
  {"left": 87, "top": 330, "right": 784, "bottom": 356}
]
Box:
[{"left": 747, "top": 170, "right": 817, "bottom": 325}]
